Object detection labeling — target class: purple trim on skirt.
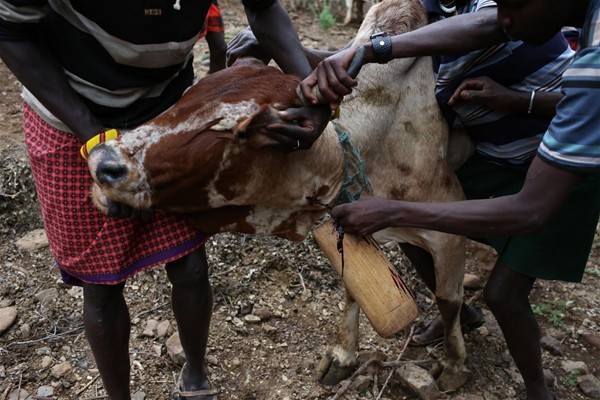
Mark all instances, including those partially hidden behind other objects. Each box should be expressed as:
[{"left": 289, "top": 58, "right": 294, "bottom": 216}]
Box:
[{"left": 59, "top": 233, "right": 209, "bottom": 286}]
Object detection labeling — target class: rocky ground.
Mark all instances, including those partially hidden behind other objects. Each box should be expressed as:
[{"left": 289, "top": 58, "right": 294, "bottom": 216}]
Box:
[{"left": 1, "top": 1, "right": 599, "bottom": 399}]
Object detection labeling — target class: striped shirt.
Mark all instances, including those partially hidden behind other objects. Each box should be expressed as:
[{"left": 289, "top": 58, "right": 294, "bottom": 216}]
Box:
[
  {"left": 0, "top": 0, "right": 274, "bottom": 131},
  {"left": 424, "top": 0, "right": 575, "bottom": 169},
  {"left": 538, "top": 0, "right": 600, "bottom": 172}
]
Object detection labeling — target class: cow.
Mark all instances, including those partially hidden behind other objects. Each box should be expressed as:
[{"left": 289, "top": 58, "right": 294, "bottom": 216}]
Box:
[
  {"left": 87, "top": 0, "right": 471, "bottom": 391},
  {"left": 342, "top": 0, "right": 378, "bottom": 25}
]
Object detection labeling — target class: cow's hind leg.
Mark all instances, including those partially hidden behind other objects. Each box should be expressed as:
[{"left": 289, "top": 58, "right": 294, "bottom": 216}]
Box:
[
  {"left": 402, "top": 236, "right": 469, "bottom": 391},
  {"left": 316, "top": 289, "right": 359, "bottom": 385}
]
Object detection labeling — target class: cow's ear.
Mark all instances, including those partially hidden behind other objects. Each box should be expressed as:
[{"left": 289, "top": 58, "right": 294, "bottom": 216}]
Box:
[{"left": 232, "top": 104, "right": 283, "bottom": 148}]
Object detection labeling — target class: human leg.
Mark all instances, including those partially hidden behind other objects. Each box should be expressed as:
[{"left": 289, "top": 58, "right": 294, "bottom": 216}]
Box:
[
  {"left": 83, "top": 282, "right": 131, "bottom": 400},
  {"left": 166, "top": 246, "right": 214, "bottom": 399},
  {"left": 202, "top": 1, "right": 226, "bottom": 74},
  {"left": 484, "top": 259, "right": 552, "bottom": 400},
  {"left": 205, "top": 31, "right": 227, "bottom": 74}
]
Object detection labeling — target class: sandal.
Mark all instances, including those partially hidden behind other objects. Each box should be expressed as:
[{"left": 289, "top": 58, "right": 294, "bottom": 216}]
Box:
[
  {"left": 172, "top": 363, "right": 219, "bottom": 400},
  {"left": 409, "top": 306, "right": 485, "bottom": 347}
]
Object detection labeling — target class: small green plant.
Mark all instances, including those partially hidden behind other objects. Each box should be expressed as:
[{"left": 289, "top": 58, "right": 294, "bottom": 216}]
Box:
[
  {"left": 532, "top": 300, "right": 567, "bottom": 328},
  {"left": 318, "top": 3, "right": 336, "bottom": 31},
  {"left": 309, "top": 0, "right": 336, "bottom": 31},
  {"left": 356, "top": 386, "right": 371, "bottom": 395},
  {"left": 563, "top": 371, "right": 581, "bottom": 388},
  {"left": 587, "top": 268, "right": 600, "bottom": 277}
]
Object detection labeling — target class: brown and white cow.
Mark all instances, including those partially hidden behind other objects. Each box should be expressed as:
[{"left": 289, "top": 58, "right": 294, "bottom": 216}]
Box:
[{"left": 88, "top": 0, "right": 470, "bottom": 391}]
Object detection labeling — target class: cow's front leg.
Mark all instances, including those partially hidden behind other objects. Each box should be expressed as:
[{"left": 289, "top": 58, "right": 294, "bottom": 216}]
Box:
[{"left": 316, "top": 289, "right": 359, "bottom": 385}]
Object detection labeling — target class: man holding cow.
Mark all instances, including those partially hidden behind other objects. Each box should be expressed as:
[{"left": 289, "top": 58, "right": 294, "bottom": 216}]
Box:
[
  {"left": 0, "top": 0, "right": 329, "bottom": 398},
  {"left": 299, "top": 0, "right": 600, "bottom": 399}
]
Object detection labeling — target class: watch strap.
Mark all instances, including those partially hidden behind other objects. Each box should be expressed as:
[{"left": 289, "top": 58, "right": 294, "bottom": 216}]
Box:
[{"left": 370, "top": 32, "right": 392, "bottom": 63}]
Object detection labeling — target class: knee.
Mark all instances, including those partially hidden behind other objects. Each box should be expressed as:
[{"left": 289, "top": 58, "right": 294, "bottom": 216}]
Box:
[
  {"left": 83, "top": 282, "right": 125, "bottom": 311},
  {"left": 483, "top": 278, "right": 528, "bottom": 315},
  {"left": 166, "top": 247, "right": 210, "bottom": 287},
  {"left": 483, "top": 282, "right": 506, "bottom": 312},
  {"left": 484, "top": 262, "right": 534, "bottom": 314},
  {"left": 83, "top": 282, "right": 127, "bottom": 327}
]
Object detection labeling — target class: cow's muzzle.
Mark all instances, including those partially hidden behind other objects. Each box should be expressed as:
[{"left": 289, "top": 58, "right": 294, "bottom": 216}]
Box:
[{"left": 91, "top": 145, "right": 129, "bottom": 186}]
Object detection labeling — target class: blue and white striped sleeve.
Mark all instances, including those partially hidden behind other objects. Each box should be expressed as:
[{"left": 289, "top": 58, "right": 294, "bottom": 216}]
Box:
[
  {"left": 475, "top": 0, "right": 496, "bottom": 11},
  {"left": 538, "top": 5, "right": 600, "bottom": 172}
]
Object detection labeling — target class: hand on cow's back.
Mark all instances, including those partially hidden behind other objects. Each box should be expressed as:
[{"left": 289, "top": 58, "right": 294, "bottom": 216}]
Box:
[
  {"left": 265, "top": 104, "right": 331, "bottom": 152},
  {"left": 226, "top": 27, "right": 271, "bottom": 67}
]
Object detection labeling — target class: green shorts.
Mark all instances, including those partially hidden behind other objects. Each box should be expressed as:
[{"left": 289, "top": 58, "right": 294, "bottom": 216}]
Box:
[{"left": 457, "top": 154, "right": 600, "bottom": 282}]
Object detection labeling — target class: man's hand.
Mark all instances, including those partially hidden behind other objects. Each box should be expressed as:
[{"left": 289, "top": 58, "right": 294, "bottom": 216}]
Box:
[
  {"left": 298, "top": 47, "right": 362, "bottom": 106},
  {"left": 330, "top": 196, "right": 395, "bottom": 236},
  {"left": 226, "top": 27, "right": 270, "bottom": 67},
  {"left": 447, "top": 76, "right": 520, "bottom": 114},
  {"left": 265, "top": 104, "right": 331, "bottom": 152}
]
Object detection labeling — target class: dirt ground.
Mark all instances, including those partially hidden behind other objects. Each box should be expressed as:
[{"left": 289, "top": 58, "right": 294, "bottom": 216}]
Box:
[{"left": 1, "top": 1, "right": 599, "bottom": 399}]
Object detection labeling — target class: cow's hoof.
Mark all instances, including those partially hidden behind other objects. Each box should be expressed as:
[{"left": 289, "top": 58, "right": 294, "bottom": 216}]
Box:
[
  {"left": 315, "top": 352, "right": 356, "bottom": 386},
  {"left": 435, "top": 365, "right": 470, "bottom": 391}
]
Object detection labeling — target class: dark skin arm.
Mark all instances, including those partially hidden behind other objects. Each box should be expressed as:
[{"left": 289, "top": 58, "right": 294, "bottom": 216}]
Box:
[
  {"left": 331, "top": 157, "right": 582, "bottom": 237},
  {"left": 448, "top": 76, "right": 563, "bottom": 117},
  {"left": 300, "top": 8, "right": 507, "bottom": 105},
  {"left": 0, "top": 41, "right": 104, "bottom": 142},
  {"left": 244, "top": 1, "right": 312, "bottom": 78},
  {"left": 0, "top": 41, "right": 145, "bottom": 218},
  {"left": 242, "top": 2, "right": 334, "bottom": 150},
  {"left": 226, "top": 26, "right": 339, "bottom": 69}
]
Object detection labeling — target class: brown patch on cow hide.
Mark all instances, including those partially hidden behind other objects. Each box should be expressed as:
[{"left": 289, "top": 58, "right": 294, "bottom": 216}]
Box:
[
  {"left": 146, "top": 130, "right": 237, "bottom": 212},
  {"left": 389, "top": 186, "right": 409, "bottom": 200},
  {"left": 184, "top": 205, "right": 256, "bottom": 234},
  {"left": 403, "top": 121, "right": 417, "bottom": 137},
  {"left": 183, "top": 60, "right": 301, "bottom": 120},
  {"left": 139, "top": 59, "right": 305, "bottom": 213},
  {"left": 395, "top": 162, "right": 412, "bottom": 175}
]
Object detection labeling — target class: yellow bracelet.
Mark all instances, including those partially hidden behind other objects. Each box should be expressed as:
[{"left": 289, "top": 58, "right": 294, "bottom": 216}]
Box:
[
  {"left": 331, "top": 106, "right": 341, "bottom": 120},
  {"left": 80, "top": 129, "right": 120, "bottom": 160}
]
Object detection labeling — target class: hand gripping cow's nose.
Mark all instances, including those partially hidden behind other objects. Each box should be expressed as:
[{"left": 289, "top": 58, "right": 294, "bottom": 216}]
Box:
[{"left": 93, "top": 145, "right": 129, "bottom": 186}]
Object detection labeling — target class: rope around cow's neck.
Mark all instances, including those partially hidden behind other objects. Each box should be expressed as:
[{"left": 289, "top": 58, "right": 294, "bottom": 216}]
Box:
[
  {"left": 309, "top": 122, "right": 371, "bottom": 276},
  {"left": 332, "top": 121, "right": 371, "bottom": 206}
]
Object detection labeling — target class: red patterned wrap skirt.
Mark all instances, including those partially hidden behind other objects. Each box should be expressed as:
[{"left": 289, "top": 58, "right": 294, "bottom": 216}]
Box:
[{"left": 22, "top": 103, "right": 209, "bottom": 286}]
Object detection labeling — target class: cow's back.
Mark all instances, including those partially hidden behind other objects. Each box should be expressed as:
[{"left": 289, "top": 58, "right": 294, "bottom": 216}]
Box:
[{"left": 336, "top": 0, "right": 464, "bottom": 245}]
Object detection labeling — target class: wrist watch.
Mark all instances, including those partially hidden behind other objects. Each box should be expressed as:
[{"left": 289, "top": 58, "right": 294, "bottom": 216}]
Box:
[{"left": 370, "top": 32, "right": 392, "bottom": 63}]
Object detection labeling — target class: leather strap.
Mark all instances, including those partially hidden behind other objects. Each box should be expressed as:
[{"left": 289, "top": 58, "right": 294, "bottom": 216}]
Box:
[{"left": 370, "top": 32, "right": 392, "bottom": 63}]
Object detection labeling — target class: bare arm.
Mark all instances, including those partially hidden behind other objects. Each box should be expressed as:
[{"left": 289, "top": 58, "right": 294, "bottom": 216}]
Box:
[
  {"left": 331, "top": 157, "right": 582, "bottom": 237},
  {"left": 226, "top": 26, "right": 340, "bottom": 69},
  {"left": 300, "top": 8, "right": 508, "bottom": 103},
  {"left": 0, "top": 40, "right": 104, "bottom": 142},
  {"left": 374, "top": 8, "right": 505, "bottom": 61},
  {"left": 447, "top": 76, "right": 563, "bottom": 117},
  {"left": 244, "top": 1, "right": 312, "bottom": 78}
]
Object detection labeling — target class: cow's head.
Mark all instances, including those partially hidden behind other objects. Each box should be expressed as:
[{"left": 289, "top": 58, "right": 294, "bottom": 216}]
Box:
[{"left": 88, "top": 58, "right": 345, "bottom": 241}]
